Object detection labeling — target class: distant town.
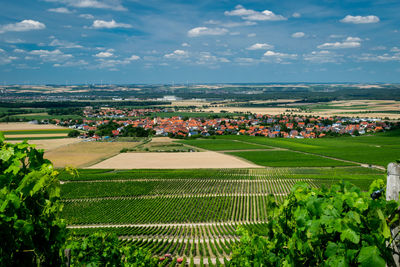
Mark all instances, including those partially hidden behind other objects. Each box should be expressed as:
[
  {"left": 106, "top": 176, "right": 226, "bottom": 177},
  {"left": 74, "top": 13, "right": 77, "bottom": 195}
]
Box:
[{"left": 47, "top": 107, "right": 396, "bottom": 140}]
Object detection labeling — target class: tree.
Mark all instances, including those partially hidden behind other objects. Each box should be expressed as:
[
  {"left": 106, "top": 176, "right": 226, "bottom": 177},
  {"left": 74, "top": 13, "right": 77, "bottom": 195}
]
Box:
[
  {"left": 68, "top": 130, "right": 80, "bottom": 138},
  {"left": 0, "top": 133, "right": 66, "bottom": 266},
  {"left": 230, "top": 180, "right": 399, "bottom": 267}
]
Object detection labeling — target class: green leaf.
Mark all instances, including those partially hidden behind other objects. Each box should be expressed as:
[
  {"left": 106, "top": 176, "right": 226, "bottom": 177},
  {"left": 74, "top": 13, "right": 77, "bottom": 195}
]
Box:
[
  {"left": 357, "top": 246, "right": 385, "bottom": 267},
  {"left": 340, "top": 228, "right": 360, "bottom": 244}
]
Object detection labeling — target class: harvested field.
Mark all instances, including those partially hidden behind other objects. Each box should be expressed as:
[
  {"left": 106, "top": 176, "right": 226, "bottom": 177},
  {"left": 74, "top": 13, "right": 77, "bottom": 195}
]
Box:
[
  {"left": 45, "top": 141, "right": 140, "bottom": 168},
  {"left": 89, "top": 152, "right": 262, "bottom": 169},
  {"left": 0, "top": 122, "right": 65, "bottom": 131},
  {"left": 5, "top": 133, "right": 68, "bottom": 138},
  {"left": 8, "top": 138, "right": 80, "bottom": 151}
]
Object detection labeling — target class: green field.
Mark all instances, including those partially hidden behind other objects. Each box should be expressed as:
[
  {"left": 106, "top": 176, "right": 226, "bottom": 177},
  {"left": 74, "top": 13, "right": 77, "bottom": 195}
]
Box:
[
  {"left": 211, "top": 131, "right": 400, "bottom": 167},
  {"left": 227, "top": 150, "right": 356, "bottom": 167},
  {"left": 178, "top": 139, "right": 269, "bottom": 151},
  {"left": 2, "top": 129, "right": 71, "bottom": 135}
]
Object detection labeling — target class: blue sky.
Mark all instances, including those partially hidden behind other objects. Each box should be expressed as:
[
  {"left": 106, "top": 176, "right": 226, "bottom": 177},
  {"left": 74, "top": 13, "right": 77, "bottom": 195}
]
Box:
[{"left": 0, "top": 0, "right": 399, "bottom": 84}]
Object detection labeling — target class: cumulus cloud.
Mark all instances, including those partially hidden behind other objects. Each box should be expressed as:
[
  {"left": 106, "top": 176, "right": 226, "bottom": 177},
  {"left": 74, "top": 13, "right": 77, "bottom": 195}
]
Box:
[
  {"left": 94, "top": 51, "right": 113, "bottom": 58},
  {"left": 247, "top": 43, "right": 274, "bottom": 50},
  {"left": 0, "top": 20, "right": 45, "bottom": 34},
  {"left": 128, "top": 55, "right": 140, "bottom": 61},
  {"left": 224, "top": 5, "right": 286, "bottom": 21},
  {"left": 48, "top": 7, "right": 72, "bottom": 13},
  {"left": 317, "top": 36, "right": 361, "bottom": 49},
  {"left": 49, "top": 39, "right": 83, "bottom": 49},
  {"left": 164, "top": 49, "right": 189, "bottom": 59},
  {"left": 54, "top": 59, "right": 88, "bottom": 67},
  {"left": 356, "top": 52, "right": 400, "bottom": 62},
  {"left": 391, "top": 47, "right": 400, "bottom": 52},
  {"left": 340, "top": 15, "right": 379, "bottom": 24},
  {"left": 44, "top": 0, "right": 126, "bottom": 11},
  {"left": 79, "top": 14, "right": 94, "bottom": 19},
  {"left": 303, "top": 50, "right": 340, "bottom": 63},
  {"left": 291, "top": 32, "right": 305, "bottom": 38},
  {"left": 29, "top": 49, "right": 73, "bottom": 62},
  {"left": 181, "top": 43, "right": 190, "bottom": 47},
  {"left": 91, "top": 19, "right": 132, "bottom": 29},
  {"left": 263, "top": 50, "right": 297, "bottom": 58},
  {"left": 187, "top": 27, "right": 228, "bottom": 37}
]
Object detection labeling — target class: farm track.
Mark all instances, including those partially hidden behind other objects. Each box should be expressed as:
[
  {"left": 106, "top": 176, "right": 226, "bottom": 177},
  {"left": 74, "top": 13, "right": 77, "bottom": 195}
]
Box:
[
  {"left": 60, "top": 178, "right": 316, "bottom": 183},
  {"left": 225, "top": 139, "right": 386, "bottom": 170},
  {"left": 67, "top": 221, "right": 263, "bottom": 229},
  {"left": 62, "top": 192, "right": 288, "bottom": 202}
]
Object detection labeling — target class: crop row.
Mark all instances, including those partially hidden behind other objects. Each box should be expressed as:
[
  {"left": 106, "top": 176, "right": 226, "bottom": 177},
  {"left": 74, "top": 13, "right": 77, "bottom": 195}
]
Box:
[
  {"left": 63, "top": 194, "right": 280, "bottom": 225},
  {"left": 61, "top": 177, "right": 311, "bottom": 199}
]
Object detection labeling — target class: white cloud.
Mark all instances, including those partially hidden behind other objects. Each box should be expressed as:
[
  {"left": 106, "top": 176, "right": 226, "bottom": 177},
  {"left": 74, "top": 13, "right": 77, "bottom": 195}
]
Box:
[
  {"left": 44, "top": 0, "right": 126, "bottom": 11},
  {"left": 0, "top": 20, "right": 45, "bottom": 34},
  {"left": 317, "top": 36, "right": 361, "bottom": 49},
  {"left": 49, "top": 39, "right": 83, "bottom": 49},
  {"left": 128, "top": 55, "right": 140, "bottom": 61},
  {"left": 224, "top": 5, "right": 286, "bottom": 21},
  {"left": 235, "top": 57, "right": 257, "bottom": 65},
  {"left": 247, "top": 43, "right": 274, "bottom": 50},
  {"left": 303, "top": 50, "right": 340, "bottom": 63},
  {"left": 48, "top": 7, "right": 72, "bottom": 13},
  {"left": 13, "top": 49, "right": 25, "bottom": 53},
  {"left": 79, "top": 14, "right": 94, "bottom": 19},
  {"left": 263, "top": 50, "right": 297, "bottom": 59},
  {"left": 356, "top": 52, "right": 400, "bottom": 62},
  {"left": 0, "top": 55, "right": 17, "bottom": 65},
  {"left": 248, "top": 33, "right": 256, "bottom": 37},
  {"left": 340, "top": 15, "right": 379, "bottom": 24},
  {"left": 0, "top": 48, "right": 4, "bottom": 53},
  {"left": 329, "top": 34, "right": 345, "bottom": 39},
  {"left": 91, "top": 19, "right": 132, "bottom": 29},
  {"left": 54, "top": 59, "right": 88, "bottom": 67},
  {"left": 29, "top": 49, "right": 73, "bottom": 62},
  {"left": 164, "top": 49, "right": 189, "bottom": 59},
  {"left": 292, "top": 12, "right": 301, "bottom": 18},
  {"left": 391, "top": 47, "right": 400, "bottom": 52},
  {"left": 187, "top": 27, "right": 228, "bottom": 37},
  {"left": 95, "top": 51, "right": 113, "bottom": 58},
  {"left": 291, "top": 32, "right": 305, "bottom": 38},
  {"left": 181, "top": 42, "right": 190, "bottom": 47}
]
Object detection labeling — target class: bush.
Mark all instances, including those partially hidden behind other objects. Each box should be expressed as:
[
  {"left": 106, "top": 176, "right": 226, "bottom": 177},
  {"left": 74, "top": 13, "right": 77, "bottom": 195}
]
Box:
[{"left": 230, "top": 180, "right": 399, "bottom": 267}]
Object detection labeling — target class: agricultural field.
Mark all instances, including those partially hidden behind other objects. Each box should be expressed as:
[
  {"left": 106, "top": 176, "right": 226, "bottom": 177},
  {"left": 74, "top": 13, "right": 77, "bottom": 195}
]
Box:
[
  {"left": 8, "top": 138, "right": 80, "bottom": 151},
  {"left": 0, "top": 122, "right": 72, "bottom": 140},
  {"left": 45, "top": 141, "right": 140, "bottom": 168},
  {"left": 212, "top": 131, "right": 400, "bottom": 168},
  {"left": 88, "top": 152, "right": 261, "bottom": 169},
  {"left": 227, "top": 150, "right": 356, "bottom": 167},
  {"left": 60, "top": 167, "right": 381, "bottom": 265},
  {"left": 178, "top": 139, "right": 269, "bottom": 151}
]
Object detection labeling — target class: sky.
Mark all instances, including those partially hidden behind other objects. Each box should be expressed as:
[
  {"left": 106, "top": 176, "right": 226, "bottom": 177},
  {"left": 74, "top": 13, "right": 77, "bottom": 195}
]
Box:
[{"left": 0, "top": 0, "right": 400, "bottom": 84}]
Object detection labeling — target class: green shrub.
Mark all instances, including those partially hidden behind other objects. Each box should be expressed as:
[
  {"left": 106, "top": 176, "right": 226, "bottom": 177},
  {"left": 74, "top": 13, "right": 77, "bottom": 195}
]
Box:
[{"left": 230, "top": 180, "right": 399, "bottom": 267}]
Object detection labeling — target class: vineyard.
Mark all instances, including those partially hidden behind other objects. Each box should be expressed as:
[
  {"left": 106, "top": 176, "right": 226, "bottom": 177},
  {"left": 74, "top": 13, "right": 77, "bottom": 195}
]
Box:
[{"left": 60, "top": 167, "right": 382, "bottom": 266}]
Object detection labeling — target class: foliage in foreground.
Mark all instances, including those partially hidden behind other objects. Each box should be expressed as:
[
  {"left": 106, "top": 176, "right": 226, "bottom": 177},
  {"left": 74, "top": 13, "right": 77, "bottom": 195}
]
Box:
[
  {"left": 0, "top": 133, "right": 66, "bottom": 266},
  {"left": 230, "top": 180, "right": 400, "bottom": 266},
  {"left": 65, "top": 232, "right": 158, "bottom": 267}
]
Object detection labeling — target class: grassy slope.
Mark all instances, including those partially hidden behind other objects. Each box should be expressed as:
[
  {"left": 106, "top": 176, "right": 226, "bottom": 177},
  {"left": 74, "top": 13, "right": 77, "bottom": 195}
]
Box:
[
  {"left": 178, "top": 139, "right": 269, "bottom": 151},
  {"left": 215, "top": 130, "right": 400, "bottom": 167},
  {"left": 227, "top": 150, "right": 356, "bottom": 167}
]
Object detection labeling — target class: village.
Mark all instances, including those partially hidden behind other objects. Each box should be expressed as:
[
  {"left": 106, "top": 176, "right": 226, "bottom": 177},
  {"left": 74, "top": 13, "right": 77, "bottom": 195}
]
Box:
[{"left": 51, "top": 107, "right": 394, "bottom": 140}]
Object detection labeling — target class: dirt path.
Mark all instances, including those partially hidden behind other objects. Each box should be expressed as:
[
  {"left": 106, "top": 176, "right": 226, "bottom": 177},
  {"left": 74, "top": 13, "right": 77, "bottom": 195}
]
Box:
[
  {"left": 62, "top": 192, "right": 288, "bottom": 202},
  {"left": 67, "top": 220, "right": 265, "bottom": 229}
]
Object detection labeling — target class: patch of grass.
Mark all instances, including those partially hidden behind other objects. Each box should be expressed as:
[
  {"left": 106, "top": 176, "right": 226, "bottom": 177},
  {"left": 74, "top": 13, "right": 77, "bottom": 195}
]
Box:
[
  {"left": 227, "top": 150, "right": 356, "bottom": 167},
  {"left": 217, "top": 134, "right": 400, "bottom": 167},
  {"left": 178, "top": 139, "right": 268, "bottom": 151}
]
